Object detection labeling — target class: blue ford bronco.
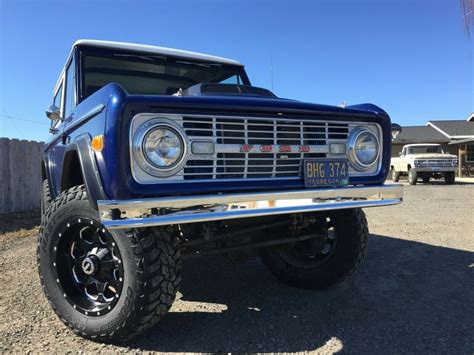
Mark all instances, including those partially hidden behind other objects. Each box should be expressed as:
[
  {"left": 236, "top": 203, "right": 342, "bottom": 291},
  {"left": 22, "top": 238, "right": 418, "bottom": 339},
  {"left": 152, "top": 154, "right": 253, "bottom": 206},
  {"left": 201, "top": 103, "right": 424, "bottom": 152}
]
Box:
[{"left": 38, "top": 40, "right": 403, "bottom": 342}]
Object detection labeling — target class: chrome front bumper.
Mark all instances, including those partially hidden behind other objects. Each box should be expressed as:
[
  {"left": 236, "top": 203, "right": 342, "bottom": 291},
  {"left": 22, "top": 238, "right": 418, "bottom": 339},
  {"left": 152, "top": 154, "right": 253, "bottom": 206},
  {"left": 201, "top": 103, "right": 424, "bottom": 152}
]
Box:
[{"left": 98, "top": 184, "right": 403, "bottom": 230}]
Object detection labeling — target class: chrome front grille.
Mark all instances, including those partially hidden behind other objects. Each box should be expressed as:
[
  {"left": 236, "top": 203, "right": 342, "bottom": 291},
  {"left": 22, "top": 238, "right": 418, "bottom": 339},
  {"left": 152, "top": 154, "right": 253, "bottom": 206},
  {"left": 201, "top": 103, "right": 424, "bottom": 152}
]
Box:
[
  {"left": 416, "top": 159, "right": 454, "bottom": 167},
  {"left": 181, "top": 115, "right": 350, "bottom": 180}
]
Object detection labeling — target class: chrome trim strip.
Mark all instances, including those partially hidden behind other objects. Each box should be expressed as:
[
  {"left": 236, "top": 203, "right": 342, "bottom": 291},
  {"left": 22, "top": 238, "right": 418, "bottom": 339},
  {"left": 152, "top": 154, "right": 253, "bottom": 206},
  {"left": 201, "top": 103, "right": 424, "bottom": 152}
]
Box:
[
  {"left": 98, "top": 184, "right": 403, "bottom": 229},
  {"left": 64, "top": 104, "right": 105, "bottom": 134}
]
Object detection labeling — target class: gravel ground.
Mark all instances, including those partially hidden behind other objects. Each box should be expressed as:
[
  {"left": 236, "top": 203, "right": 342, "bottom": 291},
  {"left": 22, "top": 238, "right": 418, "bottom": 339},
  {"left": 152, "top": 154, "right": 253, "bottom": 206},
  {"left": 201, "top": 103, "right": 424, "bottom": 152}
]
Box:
[{"left": 0, "top": 182, "right": 473, "bottom": 353}]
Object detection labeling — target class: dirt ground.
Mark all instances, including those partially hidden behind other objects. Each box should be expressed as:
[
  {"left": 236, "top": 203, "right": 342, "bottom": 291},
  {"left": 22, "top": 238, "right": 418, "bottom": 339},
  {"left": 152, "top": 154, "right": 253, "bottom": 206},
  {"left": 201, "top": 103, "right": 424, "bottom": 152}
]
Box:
[{"left": 0, "top": 182, "right": 473, "bottom": 353}]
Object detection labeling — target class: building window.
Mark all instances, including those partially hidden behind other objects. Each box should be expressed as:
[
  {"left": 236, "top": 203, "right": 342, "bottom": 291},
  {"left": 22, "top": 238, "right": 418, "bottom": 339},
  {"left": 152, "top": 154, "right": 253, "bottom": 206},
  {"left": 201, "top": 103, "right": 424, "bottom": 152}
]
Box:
[{"left": 466, "top": 144, "right": 474, "bottom": 162}]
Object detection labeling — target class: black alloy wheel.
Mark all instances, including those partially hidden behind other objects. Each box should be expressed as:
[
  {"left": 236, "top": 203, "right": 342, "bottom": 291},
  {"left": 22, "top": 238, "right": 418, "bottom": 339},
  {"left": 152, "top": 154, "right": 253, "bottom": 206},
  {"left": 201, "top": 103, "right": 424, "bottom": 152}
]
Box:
[
  {"left": 274, "top": 216, "right": 338, "bottom": 269},
  {"left": 53, "top": 218, "right": 123, "bottom": 316},
  {"left": 260, "top": 209, "right": 368, "bottom": 290},
  {"left": 38, "top": 185, "right": 181, "bottom": 343}
]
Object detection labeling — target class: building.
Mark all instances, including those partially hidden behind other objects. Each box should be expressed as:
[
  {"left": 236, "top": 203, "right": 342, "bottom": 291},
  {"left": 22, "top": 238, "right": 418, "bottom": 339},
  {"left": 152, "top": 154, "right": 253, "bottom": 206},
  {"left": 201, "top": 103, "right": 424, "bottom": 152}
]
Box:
[{"left": 392, "top": 113, "right": 474, "bottom": 176}]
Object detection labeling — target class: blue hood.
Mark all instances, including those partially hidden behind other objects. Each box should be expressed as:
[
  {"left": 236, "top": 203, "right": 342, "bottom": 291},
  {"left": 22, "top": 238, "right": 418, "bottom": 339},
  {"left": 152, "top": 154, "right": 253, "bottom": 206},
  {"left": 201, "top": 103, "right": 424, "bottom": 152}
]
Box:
[{"left": 125, "top": 93, "right": 387, "bottom": 120}]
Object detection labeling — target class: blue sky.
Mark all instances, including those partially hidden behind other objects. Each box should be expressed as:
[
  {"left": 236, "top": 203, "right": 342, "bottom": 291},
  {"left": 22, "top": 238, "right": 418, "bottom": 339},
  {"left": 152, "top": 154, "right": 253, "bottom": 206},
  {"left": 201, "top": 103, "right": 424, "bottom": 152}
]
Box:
[{"left": 0, "top": 0, "right": 472, "bottom": 142}]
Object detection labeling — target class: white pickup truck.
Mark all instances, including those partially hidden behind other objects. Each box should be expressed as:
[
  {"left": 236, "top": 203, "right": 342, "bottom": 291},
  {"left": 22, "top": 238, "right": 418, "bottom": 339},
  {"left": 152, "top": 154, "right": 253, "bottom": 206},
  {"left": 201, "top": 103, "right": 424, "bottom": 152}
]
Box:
[{"left": 390, "top": 144, "right": 458, "bottom": 185}]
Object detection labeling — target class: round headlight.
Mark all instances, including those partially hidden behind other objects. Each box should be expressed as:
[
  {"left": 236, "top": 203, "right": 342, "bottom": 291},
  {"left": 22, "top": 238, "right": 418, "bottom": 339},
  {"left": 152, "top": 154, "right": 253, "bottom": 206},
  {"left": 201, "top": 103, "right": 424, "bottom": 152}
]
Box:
[
  {"left": 348, "top": 128, "right": 380, "bottom": 171},
  {"left": 132, "top": 119, "right": 188, "bottom": 177},
  {"left": 143, "top": 127, "right": 183, "bottom": 168}
]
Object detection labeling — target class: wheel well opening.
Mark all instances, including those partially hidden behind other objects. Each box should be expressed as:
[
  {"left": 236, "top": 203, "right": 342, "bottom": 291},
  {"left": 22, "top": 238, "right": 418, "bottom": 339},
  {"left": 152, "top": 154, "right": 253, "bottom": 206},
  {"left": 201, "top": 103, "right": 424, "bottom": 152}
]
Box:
[
  {"left": 61, "top": 151, "right": 84, "bottom": 191},
  {"left": 407, "top": 164, "right": 411, "bottom": 170},
  {"left": 41, "top": 161, "right": 47, "bottom": 180}
]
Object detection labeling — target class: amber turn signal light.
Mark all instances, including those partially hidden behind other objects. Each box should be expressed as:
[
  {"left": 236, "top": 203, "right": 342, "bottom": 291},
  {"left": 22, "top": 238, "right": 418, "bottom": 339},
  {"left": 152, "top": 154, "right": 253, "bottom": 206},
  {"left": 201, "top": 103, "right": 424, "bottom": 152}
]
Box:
[{"left": 91, "top": 135, "right": 104, "bottom": 152}]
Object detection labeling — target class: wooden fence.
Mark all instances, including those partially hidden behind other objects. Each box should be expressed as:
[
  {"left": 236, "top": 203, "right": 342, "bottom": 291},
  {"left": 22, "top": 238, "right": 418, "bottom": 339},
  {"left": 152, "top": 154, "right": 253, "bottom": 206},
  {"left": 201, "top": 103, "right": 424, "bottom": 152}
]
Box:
[{"left": 0, "top": 138, "right": 44, "bottom": 213}]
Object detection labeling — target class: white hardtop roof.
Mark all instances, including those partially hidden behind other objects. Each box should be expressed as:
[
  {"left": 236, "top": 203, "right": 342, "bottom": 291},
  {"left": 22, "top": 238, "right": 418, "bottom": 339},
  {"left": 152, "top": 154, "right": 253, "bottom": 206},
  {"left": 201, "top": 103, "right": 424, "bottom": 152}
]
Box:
[
  {"left": 403, "top": 143, "right": 441, "bottom": 148},
  {"left": 74, "top": 39, "right": 242, "bottom": 66},
  {"left": 54, "top": 39, "right": 242, "bottom": 93}
]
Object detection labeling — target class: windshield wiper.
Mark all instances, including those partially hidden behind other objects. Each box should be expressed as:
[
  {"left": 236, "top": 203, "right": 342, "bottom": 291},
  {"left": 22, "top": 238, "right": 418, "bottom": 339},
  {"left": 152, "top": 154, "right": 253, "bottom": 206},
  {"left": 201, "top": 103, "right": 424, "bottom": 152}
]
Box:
[
  {"left": 114, "top": 53, "right": 167, "bottom": 61},
  {"left": 175, "top": 60, "right": 222, "bottom": 68}
]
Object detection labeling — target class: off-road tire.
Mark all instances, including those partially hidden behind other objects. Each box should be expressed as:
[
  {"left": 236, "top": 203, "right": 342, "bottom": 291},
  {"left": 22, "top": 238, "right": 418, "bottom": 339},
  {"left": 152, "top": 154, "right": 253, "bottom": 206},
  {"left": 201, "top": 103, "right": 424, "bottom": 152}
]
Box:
[
  {"left": 444, "top": 171, "right": 455, "bottom": 185},
  {"left": 391, "top": 169, "right": 400, "bottom": 182},
  {"left": 260, "top": 209, "right": 368, "bottom": 290},
  {"left": 41, "top": 179, "right": 52, "bottom": 218},
  {"left": 37, "top": 185, "right": 181, "bottom": 343},
  {"left": 408, "top": 168, "right": 417, "bottom": 185}
]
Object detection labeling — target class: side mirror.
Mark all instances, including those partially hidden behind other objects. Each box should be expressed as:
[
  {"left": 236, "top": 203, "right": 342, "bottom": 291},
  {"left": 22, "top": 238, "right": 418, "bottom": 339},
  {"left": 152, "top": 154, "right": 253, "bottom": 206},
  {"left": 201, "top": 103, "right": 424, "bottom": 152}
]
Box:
[
  {"left": 45, "top": 105, "right": 61, "bottom": 121},
  {"left": 399, "top": 152, "right": 403, "bottom": 156},
  {"left": 391, "top": 123, "right": 402, "bottom": 139}
]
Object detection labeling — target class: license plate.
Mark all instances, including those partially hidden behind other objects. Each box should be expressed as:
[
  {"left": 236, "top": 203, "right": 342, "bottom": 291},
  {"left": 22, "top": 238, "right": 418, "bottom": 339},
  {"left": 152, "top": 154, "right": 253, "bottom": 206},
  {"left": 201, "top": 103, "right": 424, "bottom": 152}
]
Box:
[{"left": 304, "top": 159, "right": 349, "bottom": 187}]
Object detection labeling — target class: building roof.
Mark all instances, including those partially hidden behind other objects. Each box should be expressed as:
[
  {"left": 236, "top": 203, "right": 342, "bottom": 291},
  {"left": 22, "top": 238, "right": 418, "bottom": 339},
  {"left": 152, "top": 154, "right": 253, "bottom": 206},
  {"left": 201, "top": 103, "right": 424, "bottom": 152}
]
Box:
[
  {"left": 74, "top": 39, "right": 242, "bottom": 66},
  {"left": 449, "top": 137, "right": 474, "bottom": 145},
  {"left": 427, "top": 120, "right": 474, "bottom": 138},
  {"left": 392, "top": 125, "right": 450, "bottom": 144}
]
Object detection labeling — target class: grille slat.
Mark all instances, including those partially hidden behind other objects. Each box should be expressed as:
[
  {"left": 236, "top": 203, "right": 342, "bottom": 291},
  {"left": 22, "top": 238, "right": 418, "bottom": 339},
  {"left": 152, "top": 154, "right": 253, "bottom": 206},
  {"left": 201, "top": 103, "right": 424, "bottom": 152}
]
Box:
[
  {"left": 181, "top": 115, "right": 350, "bottom": 180},
  {"left": 416, "top": 159, "right": 453, "bottom": 167},
  {"left": 183, "top": 164, "right": 301, "bottom": 168}
]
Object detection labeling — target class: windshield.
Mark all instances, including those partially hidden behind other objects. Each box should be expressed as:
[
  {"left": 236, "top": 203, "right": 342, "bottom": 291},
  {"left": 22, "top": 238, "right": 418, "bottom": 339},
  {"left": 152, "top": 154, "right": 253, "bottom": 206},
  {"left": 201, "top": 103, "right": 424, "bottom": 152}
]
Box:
[
  {"left": 407, "top": 145, "right": 443, "bottom": 154},
  {"left": 80, "top": 48, "right": 249, "bottom": 99}
]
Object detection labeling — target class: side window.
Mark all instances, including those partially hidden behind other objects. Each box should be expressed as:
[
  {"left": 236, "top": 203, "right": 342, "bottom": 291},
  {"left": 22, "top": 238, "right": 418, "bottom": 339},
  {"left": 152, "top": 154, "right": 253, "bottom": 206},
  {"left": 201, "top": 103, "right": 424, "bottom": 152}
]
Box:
[
  {"left": 220, "top": 75, "right": 242, "bottom": 85},
  {"left": 53, "top": 83, "right": 63, "bottom": 113},
  {"left": 64, "top": 57, "right": 76, "bottom": 118}
]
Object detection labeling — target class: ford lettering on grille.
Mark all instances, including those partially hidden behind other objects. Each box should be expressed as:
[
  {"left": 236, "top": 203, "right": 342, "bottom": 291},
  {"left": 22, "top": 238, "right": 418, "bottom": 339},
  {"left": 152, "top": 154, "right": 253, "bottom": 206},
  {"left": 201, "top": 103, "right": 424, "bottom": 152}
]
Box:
[{"left": 181, "top": 114, "right": 352, "bottom": 180}]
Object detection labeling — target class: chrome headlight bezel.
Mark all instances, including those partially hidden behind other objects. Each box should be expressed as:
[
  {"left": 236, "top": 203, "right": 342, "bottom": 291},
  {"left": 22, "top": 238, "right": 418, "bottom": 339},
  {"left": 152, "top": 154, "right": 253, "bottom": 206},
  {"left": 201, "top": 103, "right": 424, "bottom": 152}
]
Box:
[
  {"left": 132, "top": 118, "right": 188, "bottom": 177},
  {"left": 347, "top": 127, "right": 381, "bottom": 171}
]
